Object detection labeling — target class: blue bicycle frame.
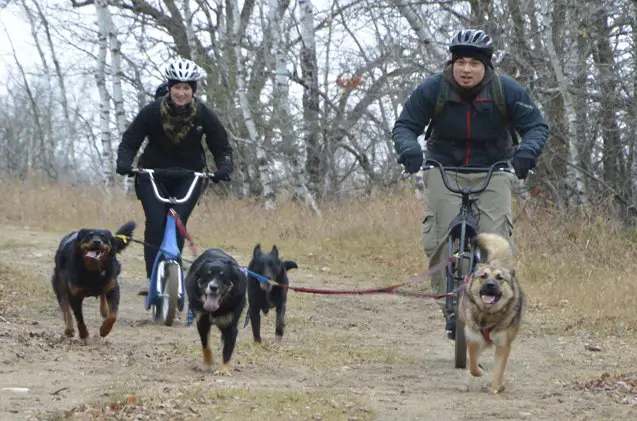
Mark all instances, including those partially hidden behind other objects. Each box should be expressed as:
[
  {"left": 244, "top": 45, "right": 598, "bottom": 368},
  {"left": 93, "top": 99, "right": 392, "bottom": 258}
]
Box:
[
  {"left": 145, "top": 211, "right": 185, "bottom": 311},
  {"left": 131, "top": 168, "right": 216, "bottom": 318}
]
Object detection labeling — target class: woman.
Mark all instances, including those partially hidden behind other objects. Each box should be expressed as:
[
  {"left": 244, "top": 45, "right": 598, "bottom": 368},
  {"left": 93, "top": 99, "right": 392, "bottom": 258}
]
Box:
[{"left": 116, "top": 57, "right": 233, "bottom": 294}]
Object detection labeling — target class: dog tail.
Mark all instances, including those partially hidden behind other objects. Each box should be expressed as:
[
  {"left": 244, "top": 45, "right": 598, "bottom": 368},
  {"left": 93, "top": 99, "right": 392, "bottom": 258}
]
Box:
[
  {"left": 474, "top": 233, "right": 514, "bottom": 269},
  {"left": 114, "top": 220, "right": 137, "bottom": 253}
]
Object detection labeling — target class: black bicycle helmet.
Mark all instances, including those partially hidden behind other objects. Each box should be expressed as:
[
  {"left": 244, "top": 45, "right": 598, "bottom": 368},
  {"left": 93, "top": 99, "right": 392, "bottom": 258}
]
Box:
[{"left": 449, "top": 29, "right": 494, "bottom": 57}]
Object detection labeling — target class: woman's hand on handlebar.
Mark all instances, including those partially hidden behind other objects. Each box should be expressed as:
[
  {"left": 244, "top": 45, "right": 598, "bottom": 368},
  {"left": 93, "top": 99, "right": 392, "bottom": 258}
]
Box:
[
  {"left": 121, "top": 167, "right": 230, "bottom": 183},
  {"left": 211, "top": 170, "right": 231, "bottom": 183}
]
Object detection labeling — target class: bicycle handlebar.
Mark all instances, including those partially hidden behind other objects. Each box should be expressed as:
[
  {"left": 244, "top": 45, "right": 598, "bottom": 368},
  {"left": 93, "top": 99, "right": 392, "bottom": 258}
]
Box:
[
  {"left": 420, "top": 159, "right": 515, "bottom": 196},
  {"left": 130, "top": 168, "right": 221, "bottom": 204}
]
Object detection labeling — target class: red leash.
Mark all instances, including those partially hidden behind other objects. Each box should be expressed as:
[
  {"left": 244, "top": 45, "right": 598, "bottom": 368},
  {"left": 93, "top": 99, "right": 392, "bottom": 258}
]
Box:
[
  {"left": 171, "top": 217, "right": 459, "bottom": 300},
  {"left": 171, "top": 209, "right": 198, "bottom": 258},
  {"left": 255, "top": 256, "right": 457, "bottom": 297}
]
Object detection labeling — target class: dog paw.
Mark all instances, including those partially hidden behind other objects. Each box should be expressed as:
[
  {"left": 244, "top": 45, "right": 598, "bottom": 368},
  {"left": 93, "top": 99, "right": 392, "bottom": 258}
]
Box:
[
  {"left": 492, "top": 384, "right": 505, "bottom": 394},
  {"left": 99, "top": 316, "right": 116, "bottom": 338},
  {"left": 193, "top": 363, "right": 215, "bottom": 373},
  {"left": 214, "top": 364, "right": 233, "bottom": 376},
  {"left": 469, "top": 367, "right": 483, "bottom": 377},
  {"left": 78, "top": 324, "right": 89, "bottom": 340},
  {"left": 64, "top": 328, "right": 74, "bottom": 338}
]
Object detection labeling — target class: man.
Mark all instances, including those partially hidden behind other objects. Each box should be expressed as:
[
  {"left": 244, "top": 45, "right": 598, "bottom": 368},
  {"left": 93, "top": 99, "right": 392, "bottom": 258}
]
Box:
[{"left": 392, "top": 29, "right": 548, "bottom": 339}]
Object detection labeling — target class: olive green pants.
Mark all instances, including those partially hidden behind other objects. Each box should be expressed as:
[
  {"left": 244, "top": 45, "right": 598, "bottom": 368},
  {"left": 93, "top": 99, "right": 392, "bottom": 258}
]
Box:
[{"left": 421, "top": 170, "right": 515, "bottom": 309}]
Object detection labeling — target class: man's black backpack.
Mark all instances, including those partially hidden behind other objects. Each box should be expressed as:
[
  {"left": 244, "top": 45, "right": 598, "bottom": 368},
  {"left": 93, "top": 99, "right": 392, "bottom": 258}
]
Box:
[{"left": 424, "top": 72, "right": 519, "bottom": 146}]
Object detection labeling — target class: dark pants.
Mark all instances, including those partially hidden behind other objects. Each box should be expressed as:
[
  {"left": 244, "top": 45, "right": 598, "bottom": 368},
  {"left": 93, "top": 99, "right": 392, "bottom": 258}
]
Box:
[{"left": 135, "top": 175, "right": 203, "bottom": 279}]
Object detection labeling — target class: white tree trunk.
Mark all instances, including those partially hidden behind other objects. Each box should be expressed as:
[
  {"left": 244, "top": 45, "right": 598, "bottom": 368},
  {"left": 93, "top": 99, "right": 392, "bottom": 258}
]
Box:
[
  {"left": 298, "top": 0, "right": 321, "bottom": 196},
  {"left": 183, "top": 0, "right": 208, "bottom": 103},
  {"left": 103, "top": 8, "right": 126, "bottom": 138},
  {"left": 95, "top": 0, "right": 114, "bottom": 187},
  {"left": 542, "top": 1, "right": 586, "bottom": 205},
  {"left": 230, "top": 0, "right": 276, "bottom": 209},
  {"left": 269, "top": 0, "right": 321, "bottom": 215}
]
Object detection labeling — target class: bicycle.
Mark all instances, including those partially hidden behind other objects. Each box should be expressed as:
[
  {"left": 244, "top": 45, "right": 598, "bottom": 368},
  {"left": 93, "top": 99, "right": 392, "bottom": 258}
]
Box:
[
  {"left": 420, "top": 159, "right": 515, "bottom": 369},
  {"left": 130, "top": 168, "right": 221, "bottom": 326}
]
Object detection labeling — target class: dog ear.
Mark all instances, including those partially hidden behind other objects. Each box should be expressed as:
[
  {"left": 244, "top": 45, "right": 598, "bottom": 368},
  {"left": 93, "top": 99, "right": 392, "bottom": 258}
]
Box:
[
  {"left": 253, "top": 244, "right": 262, "bottom": 259},
  {"left": 270, "top": 245, "right": 279, "bottom": 259},
  {"left": 227, "top": 261, "right": 245, "bottom": 284},
  {"left": 282, "top": 260, "right": 298, "bottom": 271},
  {"left": 76, "top": 229, "right": 90, "bottom": 242},
  {"left": 471, "top": 237, "right": 489, "bottom": 264}
]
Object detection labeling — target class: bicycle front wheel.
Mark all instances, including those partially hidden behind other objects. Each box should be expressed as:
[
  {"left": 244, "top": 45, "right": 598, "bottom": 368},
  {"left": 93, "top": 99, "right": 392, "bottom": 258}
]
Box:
[
  {"left": 454, "top": 288, "right": 467, "bottom": 369},
  {"left": 153, "top": 262, "right": 179, "bottom": 326}
]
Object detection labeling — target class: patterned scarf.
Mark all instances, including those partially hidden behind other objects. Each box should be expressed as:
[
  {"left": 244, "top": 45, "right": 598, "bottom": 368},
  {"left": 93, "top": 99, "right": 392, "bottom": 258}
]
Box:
[{"left": 160, "top": 96, "right": 198, "bottom": 144}]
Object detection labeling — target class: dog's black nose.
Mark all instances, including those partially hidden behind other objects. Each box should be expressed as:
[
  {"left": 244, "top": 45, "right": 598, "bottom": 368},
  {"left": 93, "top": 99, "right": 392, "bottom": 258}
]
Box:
[
  {"left": 484, "top": 279, "right": 497, "bottom": 287},
  {"left": 91, "top": 239, "right": 102, "bottom": 246},
  {"left": 207, "top": 284, "right": 219, "bottom": 294}
]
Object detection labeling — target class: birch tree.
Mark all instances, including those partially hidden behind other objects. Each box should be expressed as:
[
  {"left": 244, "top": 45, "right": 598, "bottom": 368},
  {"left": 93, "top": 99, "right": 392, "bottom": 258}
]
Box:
[
  {"left": 229, "top": 0, "right": 276, "bottom": 209},
  {"left": 95, "top": 0, "right": 114, "bottom": 185},
  {"left": 541, "top": 0, "right": 586, "bottom": 205},
  {"left": 269, "top": 0, "right": 321, "bottom": 214},
  {"left": 298, "top": 0, "right": 322, "bottom": 197}
]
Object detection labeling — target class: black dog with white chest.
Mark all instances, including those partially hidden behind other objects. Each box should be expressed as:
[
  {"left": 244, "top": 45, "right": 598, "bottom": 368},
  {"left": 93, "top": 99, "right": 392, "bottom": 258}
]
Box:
[
  {"left": 245, "top": 244, "right": 298, "bottom": 343},
  {"left": 185, "top": 248, "right": 246, "bottom": 375}
]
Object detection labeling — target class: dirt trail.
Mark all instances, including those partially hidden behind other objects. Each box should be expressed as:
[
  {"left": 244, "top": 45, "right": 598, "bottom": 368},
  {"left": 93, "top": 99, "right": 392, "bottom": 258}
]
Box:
[{"left": 1, "top": 224, "right": 636, "bottom": 420}]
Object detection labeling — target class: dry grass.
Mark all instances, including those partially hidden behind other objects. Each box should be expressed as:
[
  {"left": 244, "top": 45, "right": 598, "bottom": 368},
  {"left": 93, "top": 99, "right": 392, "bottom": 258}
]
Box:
[
  {"left": 1, "top": 179, "right": 636, "bottom": 332},
  {"left": 47, "top": 385, "right": 373, "bottom": 421}
]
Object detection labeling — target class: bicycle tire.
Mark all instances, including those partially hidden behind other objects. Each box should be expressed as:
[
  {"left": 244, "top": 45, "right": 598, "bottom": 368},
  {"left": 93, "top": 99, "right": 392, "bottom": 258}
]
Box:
[
  {"left": 154, "top": 262, "right": 179, "bottom": 326},
  {"left": 454, "top": 288, "right": 467, "bottom": 369},
  {"left": 447, "top": 237, "right": 472, "bottom": 369}
]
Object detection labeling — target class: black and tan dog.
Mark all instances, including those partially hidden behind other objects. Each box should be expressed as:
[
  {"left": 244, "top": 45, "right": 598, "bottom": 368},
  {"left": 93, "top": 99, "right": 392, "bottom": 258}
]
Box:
[
  {"left": 51, "top": 221, "right": 136, "bottom": 341},
  {"left": 244, "top": 244, "right": 298, "bottom": 343},
  {"left": 185, "top": 248, "right": 247, "bottom": 375},
  {"left": 459, "top": 232, "right": 524, "bottom": 394}
]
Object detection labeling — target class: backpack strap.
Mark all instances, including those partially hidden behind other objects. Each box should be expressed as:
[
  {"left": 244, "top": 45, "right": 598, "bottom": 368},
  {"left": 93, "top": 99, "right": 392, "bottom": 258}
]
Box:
[
  {"left": 424, "top": 77, "right": 449, "bottom": 140},
  {"left": 492, "top": 71, "right": 520, "bottom": 146}
]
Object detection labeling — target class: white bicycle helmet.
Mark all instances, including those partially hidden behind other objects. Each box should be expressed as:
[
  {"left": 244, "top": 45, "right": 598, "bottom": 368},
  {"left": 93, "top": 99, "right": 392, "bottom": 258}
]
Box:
[{"left": 165, "top": 58, "right": 204, "bottom": 82}]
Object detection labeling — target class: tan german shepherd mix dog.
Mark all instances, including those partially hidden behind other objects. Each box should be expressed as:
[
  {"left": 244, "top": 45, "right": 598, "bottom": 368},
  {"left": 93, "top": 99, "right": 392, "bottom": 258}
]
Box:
[{"left": 459, "top": 232, "right": 524, "bottom": 393}]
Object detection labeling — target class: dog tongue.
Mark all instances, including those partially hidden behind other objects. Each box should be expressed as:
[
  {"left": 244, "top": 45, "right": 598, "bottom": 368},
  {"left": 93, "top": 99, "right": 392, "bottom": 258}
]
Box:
[
  {"left": 85, "top": 250, "right": 102, "bottom": 260},
  {"left": 481, "top": 295, "right": 497, "bottom": 304},
  {"left": 203, "top": 296, "right": 220, "bottom": 312}
]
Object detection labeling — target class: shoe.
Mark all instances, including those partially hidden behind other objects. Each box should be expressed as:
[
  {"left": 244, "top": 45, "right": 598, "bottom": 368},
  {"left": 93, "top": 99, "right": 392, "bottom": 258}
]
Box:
[{"left": 137, "top": 279, "right": 150, "bottom": 296}]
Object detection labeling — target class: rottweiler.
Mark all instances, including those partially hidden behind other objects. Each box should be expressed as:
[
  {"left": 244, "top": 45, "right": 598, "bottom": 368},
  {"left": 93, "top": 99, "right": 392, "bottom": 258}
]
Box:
[
  {"left": 244, "top": 244, "right": 298, "bottom": 343},
  {"left": 185, "top": 248, "right": 247, "bottom": 375},
  {"left": 51, "top": 220, "right": 136, "bottom": 341}
]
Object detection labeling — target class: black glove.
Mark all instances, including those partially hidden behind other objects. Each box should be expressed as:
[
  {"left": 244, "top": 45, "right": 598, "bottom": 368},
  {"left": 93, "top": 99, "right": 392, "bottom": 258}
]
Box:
[
  {"left": 116, "top": 163, "right": 135, "bottom": 176},
  {"left": 398, "top": 143, "right": 424, "bottom": 174},
  {"left": 511, "top": 150, "right": 536, "bottom": 180},
  {"left": 212, "top": 170, "right": 231, "bottom": 183}
]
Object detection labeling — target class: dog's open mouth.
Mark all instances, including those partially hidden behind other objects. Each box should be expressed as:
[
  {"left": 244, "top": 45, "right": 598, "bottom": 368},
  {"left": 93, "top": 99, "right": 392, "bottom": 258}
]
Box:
[
  {"left": 203, "top": 294, "right": 220, "bottom": 312},
  {"left": 81, "top": 245, "right": 109, "bottom": 261},
  {"left": 85, "top": 249, "right": 105, "bottom": 260},
  {"left": 480, "top": 294, "right": 502, "bottom": 305}
]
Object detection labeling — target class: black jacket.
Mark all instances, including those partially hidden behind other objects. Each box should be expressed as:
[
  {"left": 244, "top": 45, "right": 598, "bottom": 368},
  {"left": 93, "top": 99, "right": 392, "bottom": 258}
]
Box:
[
  {"left": 393, "top": 73, "right": 548, "bottom": 167},
  {"left": 117, "top": 98, "right": 233, "bottom": 173}
]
